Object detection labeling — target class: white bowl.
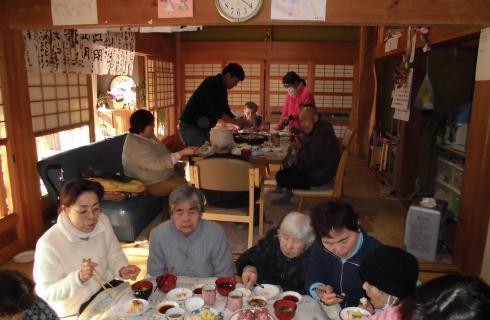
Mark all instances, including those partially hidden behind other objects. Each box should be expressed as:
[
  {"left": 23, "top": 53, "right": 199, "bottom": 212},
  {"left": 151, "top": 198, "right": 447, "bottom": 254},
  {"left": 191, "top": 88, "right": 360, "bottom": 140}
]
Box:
[
  {"left": 165, "top": 307, "right": 186, "bottom": 320},
  {"left": 252, "top": 284, "right": 281, "bottom": 300},
  {"left": 339, "top": 307, "right": 371, "bottom": 320},
  {"left": 185, "top": 297, "right": 204, "bottom": 312},
  {"left": 122, "top": 298, "right": 149, "bottom": 316}
]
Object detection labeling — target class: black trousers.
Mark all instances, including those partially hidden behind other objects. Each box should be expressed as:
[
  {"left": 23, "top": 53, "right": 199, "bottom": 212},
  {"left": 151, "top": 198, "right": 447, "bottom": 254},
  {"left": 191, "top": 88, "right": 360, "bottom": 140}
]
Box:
[{"left": 276, "top": 166, "right": 314, "bottom": 189}]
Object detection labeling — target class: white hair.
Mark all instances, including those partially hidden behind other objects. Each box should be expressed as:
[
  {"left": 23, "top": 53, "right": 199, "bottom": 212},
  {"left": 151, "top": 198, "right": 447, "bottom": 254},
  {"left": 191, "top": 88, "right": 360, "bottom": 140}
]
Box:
[{"left": 278, "top": 211, "right": 315, "bottom": 247}]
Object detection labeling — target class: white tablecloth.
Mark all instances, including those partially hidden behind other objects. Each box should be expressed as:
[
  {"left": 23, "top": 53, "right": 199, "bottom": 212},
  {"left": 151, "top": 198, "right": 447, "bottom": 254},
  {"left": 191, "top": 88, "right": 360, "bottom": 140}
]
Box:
[{"left": 79, "top": 276, "right": 328, "bottom": 320}]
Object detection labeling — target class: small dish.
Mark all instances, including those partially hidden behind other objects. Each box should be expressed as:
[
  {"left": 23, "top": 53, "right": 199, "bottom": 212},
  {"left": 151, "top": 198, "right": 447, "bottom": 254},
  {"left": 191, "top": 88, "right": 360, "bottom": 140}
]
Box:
[
  {"left": 252, "top": 284, "right": 280, "bottom": 300},
  {"left": 155, "top": 300, "right": 179, "bottom": 315},
  {"left": 339, "top": 307, "right": 371, "bottom": 320},
  {"left": 166, "top": 287, "right": 193, "bottom": 301},
  {"left": 247, "top": 295, "right": 268, "bottom": 308},
  {"left": 185, "top": 296, "right": 205, "bottom": 313},
  {"left": 165, "top": 306, "right": 186, "bottom": 320},
  {"left": 122, "top": 298, "right": 149, "bottom": 316},
  {"left": 12, "top": 250, "right": 35, "bottom": 263},
  {"left": 192, "top": 283, "right": 204, "bottom": 295},
  {"left": 279, "top": 291, "right": 302, "bottom": 303},
  {"left": 131, "top": 279, "right": 153, "bottom": 300}
]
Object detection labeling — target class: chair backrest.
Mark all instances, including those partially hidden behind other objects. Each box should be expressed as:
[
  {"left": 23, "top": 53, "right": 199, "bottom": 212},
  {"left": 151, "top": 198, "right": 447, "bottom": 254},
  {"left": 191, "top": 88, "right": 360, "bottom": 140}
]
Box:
[
  {"left": 192, "top": 157, "right": 253, "bottom": 192},
  {"left": 332, "top": 150, "right": 349, "bottom": 197},
  {"left": 341, "top": 128, "right": 357, "bottom": 152}
]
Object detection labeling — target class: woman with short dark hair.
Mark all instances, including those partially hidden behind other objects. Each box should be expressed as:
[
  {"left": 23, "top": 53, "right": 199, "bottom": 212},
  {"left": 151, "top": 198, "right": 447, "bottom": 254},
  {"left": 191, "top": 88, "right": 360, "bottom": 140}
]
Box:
[
  {"left": 33, "top": 179, "right": 140, "bottom": 318},
  {"left": 122, "top": 109, "right": 197, "bottom": 197}
]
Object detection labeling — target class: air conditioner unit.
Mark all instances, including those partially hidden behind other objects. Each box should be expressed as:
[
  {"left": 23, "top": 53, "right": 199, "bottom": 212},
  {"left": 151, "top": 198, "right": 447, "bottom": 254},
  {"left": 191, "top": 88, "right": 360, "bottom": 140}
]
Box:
[{"left": 404, "top": 200, "right": 447, "bottom": 262}]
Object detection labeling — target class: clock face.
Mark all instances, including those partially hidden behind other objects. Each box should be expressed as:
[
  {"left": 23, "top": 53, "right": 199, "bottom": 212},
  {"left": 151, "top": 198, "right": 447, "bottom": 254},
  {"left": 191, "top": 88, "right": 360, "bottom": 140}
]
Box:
[{"left": 215, "top": 0, "right": 263, "bottom": 22}]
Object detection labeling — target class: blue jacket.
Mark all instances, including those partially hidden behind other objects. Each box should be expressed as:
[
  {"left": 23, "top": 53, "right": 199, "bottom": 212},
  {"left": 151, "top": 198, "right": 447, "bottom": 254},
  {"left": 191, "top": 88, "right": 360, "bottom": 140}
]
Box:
[{"left": 305, "top": 229, "right": 381, "bottom": 307}]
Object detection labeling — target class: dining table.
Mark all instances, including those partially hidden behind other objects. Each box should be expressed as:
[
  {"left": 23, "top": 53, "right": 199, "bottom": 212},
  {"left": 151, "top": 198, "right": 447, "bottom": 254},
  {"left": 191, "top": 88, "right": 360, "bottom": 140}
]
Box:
[{"left": 77, "top": 276, "right": 329, "bottom": 320}]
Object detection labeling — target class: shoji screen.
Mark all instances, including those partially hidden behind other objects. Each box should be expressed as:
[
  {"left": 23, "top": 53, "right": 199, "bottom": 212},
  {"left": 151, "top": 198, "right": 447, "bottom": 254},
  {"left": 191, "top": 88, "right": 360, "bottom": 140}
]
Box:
[
  {"left": 147, "top": 58, "right": 176, "bottom": 137},
  {"left": 313, "top": 64, "right": 354, "bottom": 139},
  {"left": 227, "top": 62, "right": 262, "bottom": 116},
  {"left": 184, "top": 63, "right": 222, "bottom": 105},
  {"left": 28, "top": 73, "right": 90, "bottom": 134}
]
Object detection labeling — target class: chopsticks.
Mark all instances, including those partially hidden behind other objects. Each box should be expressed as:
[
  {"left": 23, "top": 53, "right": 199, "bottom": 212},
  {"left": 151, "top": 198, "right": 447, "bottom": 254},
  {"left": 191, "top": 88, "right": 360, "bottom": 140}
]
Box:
[
  {"left": 83, "top": 258, "right": 115, "bottom": 299},
  {"left": 314, "top": 287, "right": 360, "bottom": 305}
]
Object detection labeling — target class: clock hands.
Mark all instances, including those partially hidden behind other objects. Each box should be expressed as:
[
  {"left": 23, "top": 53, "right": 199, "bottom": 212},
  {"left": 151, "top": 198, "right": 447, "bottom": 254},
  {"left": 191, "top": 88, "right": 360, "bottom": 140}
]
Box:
[{"left": 241, "top": 0, "right": 253, "bottom": 9}]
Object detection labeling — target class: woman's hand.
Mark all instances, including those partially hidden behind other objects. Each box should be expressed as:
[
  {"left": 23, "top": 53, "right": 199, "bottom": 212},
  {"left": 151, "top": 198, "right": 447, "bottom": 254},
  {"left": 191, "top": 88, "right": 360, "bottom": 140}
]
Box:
[
  {"left": 317, "top": 284, "right": 343, "bottom": 306},
  {"left": 119, "top": 265, "right": 141, "bottom": 280},
  {"left": 358, "top": 300, "right": 375, "bottom": 315},
  {"left": 241, "top": 266, "right": 258, "bottom": 289},
  {"left": 178, "top": 146, "right": 199, "bottom": 157},
  {"left": 79, "top": 258, "right": 98, "bottom": 283}
]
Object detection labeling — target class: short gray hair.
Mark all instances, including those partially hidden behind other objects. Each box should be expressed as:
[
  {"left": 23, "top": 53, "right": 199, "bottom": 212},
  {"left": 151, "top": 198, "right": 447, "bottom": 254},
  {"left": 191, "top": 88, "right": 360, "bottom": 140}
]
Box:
[
  {"left": 278, "top": 211, "right": 315, "bottom": 247},
  {"left": 168, "top": 185, "right": 205, "bottom": 215}
]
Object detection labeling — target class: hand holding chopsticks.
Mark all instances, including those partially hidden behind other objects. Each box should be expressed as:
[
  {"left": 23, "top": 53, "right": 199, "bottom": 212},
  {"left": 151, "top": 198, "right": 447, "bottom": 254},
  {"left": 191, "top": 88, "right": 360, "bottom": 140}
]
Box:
[
  {"left": 81, "top": 258, "right": 115, "bottom": 299},
  {"left": 315, "top": 285, "right": 360, "bottom": 306}
]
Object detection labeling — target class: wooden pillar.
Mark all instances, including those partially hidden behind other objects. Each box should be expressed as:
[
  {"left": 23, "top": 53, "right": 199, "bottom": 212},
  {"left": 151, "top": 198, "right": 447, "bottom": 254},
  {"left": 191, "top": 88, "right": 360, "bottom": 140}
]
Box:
[
  {"left": 354, "top": 27, "right": 377, "bottom": 159},
  {"left": 1, "top": 28, "right": 43, "bottom": 248},
  {"left": 455, "top": 80, "right": 490, "bottom": 274}
]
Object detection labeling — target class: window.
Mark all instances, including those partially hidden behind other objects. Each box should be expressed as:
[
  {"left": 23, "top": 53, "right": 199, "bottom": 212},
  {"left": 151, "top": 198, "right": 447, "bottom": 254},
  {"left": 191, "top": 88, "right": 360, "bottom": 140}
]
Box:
[{"left": 147, "top": 58, "right": 176, "bottom": 138}]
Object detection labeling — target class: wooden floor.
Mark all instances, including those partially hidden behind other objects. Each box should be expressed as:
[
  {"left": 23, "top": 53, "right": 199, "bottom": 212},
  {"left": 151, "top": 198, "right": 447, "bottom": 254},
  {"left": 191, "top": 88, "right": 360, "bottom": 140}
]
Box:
[{"left": 1, "top": 157, "right": 450, "bottom": 283}]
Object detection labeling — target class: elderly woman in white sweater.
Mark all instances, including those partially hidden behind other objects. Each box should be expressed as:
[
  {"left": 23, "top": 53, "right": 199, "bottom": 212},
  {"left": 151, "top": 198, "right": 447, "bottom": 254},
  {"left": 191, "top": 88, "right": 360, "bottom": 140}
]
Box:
[
  {"left": 33, "top": 179, "right": 140, "bottom": 318},
  {"left": 122, "top": 109, "right": 197, "bottom": 197}
]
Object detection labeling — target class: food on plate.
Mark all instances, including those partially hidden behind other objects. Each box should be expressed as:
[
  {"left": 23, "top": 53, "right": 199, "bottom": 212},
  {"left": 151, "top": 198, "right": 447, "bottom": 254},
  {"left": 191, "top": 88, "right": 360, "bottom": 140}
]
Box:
[
  {"left": 248, "top": 297, "right": 267, "bottom": 308},
  {"left": 126, "top": 299, "right": 144, "bottom": 314},
  {"left": 188, "top": 309, "right": 222, "bottom": 320},
  {"left": 340, "top": 307, "right": 371, "bottom": 320},
  {"left": 231, "top": 308, "right": 271, "bottom": 320},
  {"left": 347, "top": 310, "right": 366, "bottom": 319},
  {"left": 262, "top": 141, "right": 275, "bottom": 148},
  {"left": 176, "top": 292, "right": 188, "bottom": 300},
  {"left": 235, "top": 143, "right": 252, "bottom": 149}
]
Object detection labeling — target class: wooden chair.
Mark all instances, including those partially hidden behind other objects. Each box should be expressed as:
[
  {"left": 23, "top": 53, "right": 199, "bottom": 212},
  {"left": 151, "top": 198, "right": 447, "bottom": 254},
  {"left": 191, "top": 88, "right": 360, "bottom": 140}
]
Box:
[
  {"left": 292, "top": 150, "right": 349, "bottom": 212},
  {"left": 341, "top": 128, "right": 357, "bottom": 152},
  {"left": 188, "top": 157, "right": 264, "bottom": 248}
]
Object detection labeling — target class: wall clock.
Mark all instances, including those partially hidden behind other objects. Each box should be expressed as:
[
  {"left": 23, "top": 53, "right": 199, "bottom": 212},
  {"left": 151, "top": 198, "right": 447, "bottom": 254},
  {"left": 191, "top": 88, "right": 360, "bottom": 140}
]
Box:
[{"left": 215, "top": 0, "right": 263, "bottom": 22}]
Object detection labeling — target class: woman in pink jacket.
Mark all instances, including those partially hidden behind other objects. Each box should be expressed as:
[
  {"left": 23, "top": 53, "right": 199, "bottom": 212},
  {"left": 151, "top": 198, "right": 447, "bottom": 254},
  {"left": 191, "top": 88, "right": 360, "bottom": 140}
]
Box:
[{"left": 278, "top": 71, "right": 315, "bottom": 133}]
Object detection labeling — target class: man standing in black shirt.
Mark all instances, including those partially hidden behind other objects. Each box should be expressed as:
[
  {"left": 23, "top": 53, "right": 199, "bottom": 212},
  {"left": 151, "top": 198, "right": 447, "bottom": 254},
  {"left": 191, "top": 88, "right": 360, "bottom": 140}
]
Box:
[{"left": 179, "top": 63, "right": 250, "bottom": 146}]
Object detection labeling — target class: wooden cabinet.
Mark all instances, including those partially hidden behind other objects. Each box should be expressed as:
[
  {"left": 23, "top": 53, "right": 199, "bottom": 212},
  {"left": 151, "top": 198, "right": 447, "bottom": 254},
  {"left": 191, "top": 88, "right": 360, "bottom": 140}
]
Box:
[{"left": 97, "top": 109, "right": 132, "bottom": 137}]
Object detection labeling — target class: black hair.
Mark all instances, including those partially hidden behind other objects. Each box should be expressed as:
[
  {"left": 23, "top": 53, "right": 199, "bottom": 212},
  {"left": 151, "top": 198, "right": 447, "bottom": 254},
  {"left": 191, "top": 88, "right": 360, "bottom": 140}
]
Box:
[
  {"left": 0, "top": 269, "right": 34, "bottom": 316},
  {"left": 301, "top": 79, "right": 307, "bottom": 87},
  {"left": 244, "top": 101, "right": 259, "bottom": 113},
  {"left": 129, "top": 109, "right": 154, "bottom": 134},
  {"left": 400, "top": 274, "right": 490, "bottom": 320},
  {"left": 309, "top": 201, "right": 359, "bottom": 238},
  {"left": 58, "top": 178, "right": 104, "bottom": 213},
  {"left": 282, "top": 71, "right": 301, "bottom": 86},
  {"left": 222, "top": 63, "right": 245, "bottom": 81}
]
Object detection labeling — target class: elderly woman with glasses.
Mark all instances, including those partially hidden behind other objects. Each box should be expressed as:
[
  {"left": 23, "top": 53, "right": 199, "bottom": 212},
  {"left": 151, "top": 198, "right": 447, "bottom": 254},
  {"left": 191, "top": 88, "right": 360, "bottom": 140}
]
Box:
[
  {"left": 236, "top": 211, "right": 315, "bottom": 294},
  {"left": 33, "top": 179, "right": 140, "bottom": 318},
  {"left": 147, "top": 185, "right": 234, "bottom": 278}
]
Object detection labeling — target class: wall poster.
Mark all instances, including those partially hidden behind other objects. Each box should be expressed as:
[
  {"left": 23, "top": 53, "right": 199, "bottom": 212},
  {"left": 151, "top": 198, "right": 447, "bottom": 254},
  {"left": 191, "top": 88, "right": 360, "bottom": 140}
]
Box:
[
  {"left": 158, "top": 0, "right": 194, "bottom": 18},
  {"left": 23, "top": 30, "right": 135, "bottom": 75}
]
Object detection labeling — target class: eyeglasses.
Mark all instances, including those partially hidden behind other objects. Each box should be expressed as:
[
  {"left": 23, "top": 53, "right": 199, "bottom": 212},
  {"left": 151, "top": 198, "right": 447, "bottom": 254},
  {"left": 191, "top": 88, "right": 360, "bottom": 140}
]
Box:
[{"left": 73, "top": 207, "right": 101, "bottom": 215}]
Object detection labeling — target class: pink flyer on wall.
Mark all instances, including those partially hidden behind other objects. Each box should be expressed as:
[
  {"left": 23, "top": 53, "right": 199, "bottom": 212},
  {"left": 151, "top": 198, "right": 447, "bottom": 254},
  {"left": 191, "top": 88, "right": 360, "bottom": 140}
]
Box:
[{"left": 158, "top": 0, "right": 193, "bottom": 18}]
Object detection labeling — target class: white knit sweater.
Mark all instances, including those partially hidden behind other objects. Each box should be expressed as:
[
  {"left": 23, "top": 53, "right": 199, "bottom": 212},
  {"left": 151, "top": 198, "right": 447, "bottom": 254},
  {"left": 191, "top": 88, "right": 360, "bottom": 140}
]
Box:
[{"left": 33, "top": 214, "right": 129, "bottom": 317}]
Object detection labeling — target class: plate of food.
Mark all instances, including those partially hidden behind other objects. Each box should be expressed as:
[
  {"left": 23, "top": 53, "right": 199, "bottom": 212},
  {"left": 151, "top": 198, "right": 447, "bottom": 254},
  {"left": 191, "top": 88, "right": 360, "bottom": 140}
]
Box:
[
  {"left": 230, "top": 308, "right": 273, "bottom": 320},
  {"left": 339, "top": 307, "right": 371, "bottom": 320},
  {"left": 187, "top": 307, "right": 223, "bottom": 320},
  {"left": 252, "top": 284, "right": 280, "bottom": 300},
  {"left": 167, "top": 287, "right": 193, "bottom": 301},
  {"left": 247, "top": 296, "right": 268, "bottom": 308},
  {"left": 233, "top": 133, "right": 268, "bottom": 145},
  {"left": 122, "top": 298, "right": 149, "bottom": 316}
]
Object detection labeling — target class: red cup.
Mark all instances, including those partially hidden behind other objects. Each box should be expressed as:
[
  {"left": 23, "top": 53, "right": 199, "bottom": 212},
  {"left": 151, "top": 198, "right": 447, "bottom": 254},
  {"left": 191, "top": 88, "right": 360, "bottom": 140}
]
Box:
[
  {"left": 215, "top": 277, "right": 236, "bottom": 296},
  {"left": 273, "top": 299, "right": 297, "bottom": 320},
  {"left": 241, "top": 148, "right": 252, "bottom": 160},
  {"left": 156, "top": 273, "right": 177, "bottom": 293}
]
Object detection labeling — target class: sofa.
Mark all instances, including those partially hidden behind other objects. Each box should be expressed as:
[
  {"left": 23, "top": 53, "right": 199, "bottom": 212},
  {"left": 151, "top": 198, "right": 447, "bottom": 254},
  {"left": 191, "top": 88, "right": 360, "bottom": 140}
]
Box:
[{"left": 37, "top": 134, "right": 163, "bottom": 242}]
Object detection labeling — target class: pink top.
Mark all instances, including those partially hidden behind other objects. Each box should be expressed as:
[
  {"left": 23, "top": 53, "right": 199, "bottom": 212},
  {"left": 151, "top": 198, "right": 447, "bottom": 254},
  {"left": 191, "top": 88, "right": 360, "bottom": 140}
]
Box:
[
  {"left": 361, "top": 306, "right": 402, "bottom": 320},
  {"left": 278, "top": 83, "right": 315, "bottom": 131}
]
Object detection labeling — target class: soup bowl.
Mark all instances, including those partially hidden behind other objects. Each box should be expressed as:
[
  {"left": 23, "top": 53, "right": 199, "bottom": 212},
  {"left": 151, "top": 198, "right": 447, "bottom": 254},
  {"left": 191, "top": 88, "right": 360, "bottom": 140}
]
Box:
[
  {"left": 131, "top": 279, "right": 153, "bottom": 300},
  {"left": 215, "top": 277, "right": 236, "bottom": 296}
]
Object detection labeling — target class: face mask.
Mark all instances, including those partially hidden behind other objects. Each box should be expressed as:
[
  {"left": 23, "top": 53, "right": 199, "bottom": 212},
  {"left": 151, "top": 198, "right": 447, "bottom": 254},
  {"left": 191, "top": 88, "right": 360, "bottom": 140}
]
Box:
[
  {"left": 287, "top": 86, "right": 297, "bottom": 97},
  {"left": 383, "top": 295, "right": 396, "bottom": 309}
]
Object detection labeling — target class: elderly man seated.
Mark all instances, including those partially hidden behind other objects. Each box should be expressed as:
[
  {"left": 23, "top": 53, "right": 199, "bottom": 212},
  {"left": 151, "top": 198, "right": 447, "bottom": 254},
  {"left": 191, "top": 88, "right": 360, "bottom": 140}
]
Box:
[
  {"left": 147, "top": 185, "right": 234, "bottom": 278},
  {"left": 272, "top": 105, "right": 341, "bottom": 204},
  {"left": 236, "top": 211, "right": 315, "bottom": 294}
]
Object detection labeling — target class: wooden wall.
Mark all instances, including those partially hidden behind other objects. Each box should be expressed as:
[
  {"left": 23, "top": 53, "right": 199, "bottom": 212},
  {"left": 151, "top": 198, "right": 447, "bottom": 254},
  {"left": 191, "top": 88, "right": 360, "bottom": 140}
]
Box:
[{"left": 1, "top": 1, "right": 490, "bottom": 29}]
